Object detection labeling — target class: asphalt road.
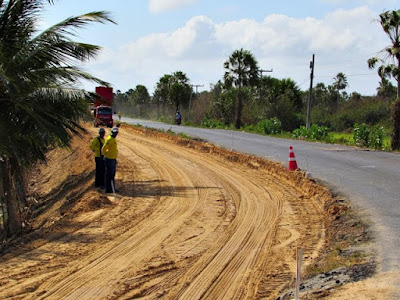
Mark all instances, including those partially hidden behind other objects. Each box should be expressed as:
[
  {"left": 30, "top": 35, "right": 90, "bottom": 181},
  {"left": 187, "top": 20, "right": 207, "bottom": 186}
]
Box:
[{"left": 120, "top": 117, "right": 400, "bottom": 275}]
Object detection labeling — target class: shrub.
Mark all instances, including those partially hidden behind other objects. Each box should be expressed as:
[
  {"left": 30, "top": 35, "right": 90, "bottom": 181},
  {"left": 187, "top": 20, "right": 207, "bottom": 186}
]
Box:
[
  {"left": 244, "top": 124, "right": 259, "bottom": 133},
  {"left": 201, "top": 118, "right": 226, "bottom": 129},
  {"left": 256, "top": 117, "right": 282, "bottom": 135},
  {"left": 312, "top": 97, "right": 390, "bottom": 132},
  {"left": 353, "top": 123, "right": 384, "bottom": 149},
  {"left": 353, "top": 123, "right": 370, "bottom": 147},
  {"left": 264, "top": 117, "right": 282, "bottom": 134},
  {"left": 292, "top": 124, "right": 329, "bottom": 140},
  {"left": 369, "top": 126, "right": 384, "bottom": 149}
]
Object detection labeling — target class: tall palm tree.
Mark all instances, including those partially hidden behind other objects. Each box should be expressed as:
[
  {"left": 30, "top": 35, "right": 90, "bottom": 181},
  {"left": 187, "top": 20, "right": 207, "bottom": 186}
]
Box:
[
  {"left": 377, "top": 78, "right": 397, "bottom": 98},
  {"left": 134, "top": 85, "right": 151, "bottom": 104},
  {"left": 224, "top": 48, "right": 259, "bottom": 129},
  {"left": 0, "top": 0, "right": 115, "bottom": 236},
  {"left": 170, "top": 71, "right": 191, "bottom": 110},
  {"left": 153, "top": 71, "right": 192, "bottom": 111},
  {"left": 333, "top": 72, "right": 348, "bottom": 92},
  {"left": 368, "top": 9, "right": 400, "bottom": 150}
]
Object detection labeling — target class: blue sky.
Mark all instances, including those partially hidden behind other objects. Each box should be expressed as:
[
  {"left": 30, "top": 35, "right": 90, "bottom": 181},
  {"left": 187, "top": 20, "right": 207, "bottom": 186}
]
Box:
[{"left": 41, "top": 0, "right": 400, "bottom": 95}]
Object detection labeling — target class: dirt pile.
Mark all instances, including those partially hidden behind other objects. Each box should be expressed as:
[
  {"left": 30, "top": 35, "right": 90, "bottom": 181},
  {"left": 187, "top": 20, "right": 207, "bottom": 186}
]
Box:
[{"left": 27, "top": 133, "right": 112, "bottom": 229}]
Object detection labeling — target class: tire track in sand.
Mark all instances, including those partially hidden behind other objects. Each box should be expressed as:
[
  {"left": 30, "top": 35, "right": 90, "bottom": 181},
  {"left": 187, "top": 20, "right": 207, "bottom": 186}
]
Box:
[
  {"left": 37, "top": 135, "right": 214, "bottom": 299},
  {"left": 0, "top": 126, "right": 326, "bottom": 299}
]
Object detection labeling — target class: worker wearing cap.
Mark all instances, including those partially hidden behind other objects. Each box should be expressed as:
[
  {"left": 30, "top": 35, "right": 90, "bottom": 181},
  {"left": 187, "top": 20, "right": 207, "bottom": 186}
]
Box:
[
  {"left": 102, "top": 126, "right": 119, "bottom": 193},
  {"left": 89, "top": 128, "right": 106, "bottom": 188}
]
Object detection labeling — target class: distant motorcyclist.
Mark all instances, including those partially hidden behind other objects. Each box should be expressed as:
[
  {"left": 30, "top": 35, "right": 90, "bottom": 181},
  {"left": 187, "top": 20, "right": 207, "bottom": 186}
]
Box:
[{"left": 175, "top": 109, "right": 182, "bottom": 125}]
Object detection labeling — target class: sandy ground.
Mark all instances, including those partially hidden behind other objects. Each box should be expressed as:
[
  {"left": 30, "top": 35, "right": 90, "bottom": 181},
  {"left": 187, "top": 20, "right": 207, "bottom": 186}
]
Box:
[
  {"left": 326, "top": 272, "right": 400, "bottom": 299},
  {"left": 0, "top": 124, "right": 396, "bottom": 299}
]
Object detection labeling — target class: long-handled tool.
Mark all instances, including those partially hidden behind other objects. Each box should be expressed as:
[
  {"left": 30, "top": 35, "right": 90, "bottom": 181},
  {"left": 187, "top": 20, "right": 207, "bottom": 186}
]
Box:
[{"left": 111, "top": 181, "right": 117, "bottom": 203}]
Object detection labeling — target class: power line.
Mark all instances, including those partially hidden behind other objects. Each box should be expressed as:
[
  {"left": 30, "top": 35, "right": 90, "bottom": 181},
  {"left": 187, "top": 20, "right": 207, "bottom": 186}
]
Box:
[
  {"left": 188, "top": 84, "right": 204, "bottom": 119},
  {"left": 298, "top": 78, "right": 310, "bottom": 88},
  {"left": 315, "top": 72, "right": 376, "bottom": 78},
  {"left": 344, "top": 73, "right": 378, "bottom": 77}
]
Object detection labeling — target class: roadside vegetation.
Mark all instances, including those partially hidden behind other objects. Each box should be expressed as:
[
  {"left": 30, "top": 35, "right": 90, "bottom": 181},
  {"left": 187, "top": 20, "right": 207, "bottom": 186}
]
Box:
[{"left": 116, "top": 70, "right": 394, "bottom": 150}]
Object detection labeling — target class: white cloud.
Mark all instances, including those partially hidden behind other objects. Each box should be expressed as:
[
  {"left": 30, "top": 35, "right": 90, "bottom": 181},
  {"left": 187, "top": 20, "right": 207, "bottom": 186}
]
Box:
[
  {"left": 88, "top": 6, "right": 388, "bottom": 95},
  {"left": 149, "top": 0, "right": 198, "bottom": 13}
]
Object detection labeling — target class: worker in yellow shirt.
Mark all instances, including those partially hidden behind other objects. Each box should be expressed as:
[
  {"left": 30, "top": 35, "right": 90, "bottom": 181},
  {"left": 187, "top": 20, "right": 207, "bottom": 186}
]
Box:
[
  {"left": 102, "top": 126, "right": 119, "bottom": 193},
  {"left": 89, "top": 128, "right": 106, "bottom": 188}
]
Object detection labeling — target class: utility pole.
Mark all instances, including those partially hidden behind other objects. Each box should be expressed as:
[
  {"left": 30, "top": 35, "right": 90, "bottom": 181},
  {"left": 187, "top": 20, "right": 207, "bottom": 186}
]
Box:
[
  {"left": 260, "top": 69, "right": 273, "bottom": 76},
  {"left": 259, "top": 69, "right": 273, "bottom": 100},
  {"left": 306, "top": 54, "right": 315, "bottom": 131},
  {"left": 192, "top": 84, "right": 204, "bottom": 94},
  {"left": 188, "top": 84, "right": 204, "bottom": 120}
]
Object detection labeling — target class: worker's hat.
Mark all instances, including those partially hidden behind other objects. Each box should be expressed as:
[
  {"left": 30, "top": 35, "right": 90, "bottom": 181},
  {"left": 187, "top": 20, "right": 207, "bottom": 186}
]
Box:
[{"left": 111, "top": 127, "right": 119, "bottom": 134}]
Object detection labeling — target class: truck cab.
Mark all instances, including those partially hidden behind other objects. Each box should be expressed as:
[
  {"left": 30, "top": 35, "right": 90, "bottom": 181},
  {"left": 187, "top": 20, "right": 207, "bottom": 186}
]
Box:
[
  {"left": 94, "top": 105, "right": 113, "bottom": 128},
  {"left": 94, "top": 86, "right": 114, "bottom": 128}
]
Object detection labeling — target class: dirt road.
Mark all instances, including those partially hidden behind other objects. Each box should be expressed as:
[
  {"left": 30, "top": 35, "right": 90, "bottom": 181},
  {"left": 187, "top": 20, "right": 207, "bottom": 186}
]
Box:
[{"left": 0, "top": 125, "right": 329, "bottom": 299}]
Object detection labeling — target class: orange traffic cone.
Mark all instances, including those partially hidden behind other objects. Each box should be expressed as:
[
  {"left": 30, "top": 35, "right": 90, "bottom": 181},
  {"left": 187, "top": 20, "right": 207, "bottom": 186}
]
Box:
[{"left": 288, "top": 146, "right": 298, "bottom": 171}]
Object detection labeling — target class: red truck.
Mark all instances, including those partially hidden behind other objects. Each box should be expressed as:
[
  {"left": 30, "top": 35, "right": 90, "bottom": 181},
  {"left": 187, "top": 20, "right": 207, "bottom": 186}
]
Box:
[{"left": 94, "top": 86, "right": 113, "bottom": 128}]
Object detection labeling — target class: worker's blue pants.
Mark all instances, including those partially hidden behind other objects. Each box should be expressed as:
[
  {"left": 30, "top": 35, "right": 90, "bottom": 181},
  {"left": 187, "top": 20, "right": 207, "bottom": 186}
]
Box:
[
  {"left": 94, "top": 157, "right": 105, "bottom": 187},
  {"left": 104, "top": 158, "right": 116, "bottom": 193}
]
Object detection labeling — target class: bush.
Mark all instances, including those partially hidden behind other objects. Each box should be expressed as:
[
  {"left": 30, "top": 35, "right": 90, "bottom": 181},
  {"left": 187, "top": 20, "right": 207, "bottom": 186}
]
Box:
[
  {"left": 256, "top": 117, "right": 282, "bottom": 135},
  {"left": 312, "top": 97, "right": 390, "bottom": 132},
  {"left": 292, "top": 124, "right": 329, "bottom": 140},
  {"left": 201, "top": 118, "right": 226, "bottom": 129},
  {"left": 369, "top": 126, "right": 384, "bottom": 149},
  {"left": 353, "top": 123, "right": 384, "bottom": 149},
  {"left": 265, "top": 117, "right": 282, "bottom": 134},
  {"left": 244, "top": 124, "right": 259, "bottom": 133},
  {"left": 353, "top": 123, "right": 370, "bottom": 147}
]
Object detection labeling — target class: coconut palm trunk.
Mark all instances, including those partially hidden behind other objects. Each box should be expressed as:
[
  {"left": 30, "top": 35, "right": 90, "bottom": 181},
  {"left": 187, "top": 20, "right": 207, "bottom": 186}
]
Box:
[
  {"left": 391, "top": 99, "right": 400, "bottom": 150},
  {"left": 391, "top": 56, "right": 400, "bottom": 150},
  {"left": 235, "top": 89, "right": 243, "bottom": 129},
  {"left": 1, "top": 158, "right": 22, "bottom": 236},
  {"left": 224, "top": 48, "right": 259, "bottom": 129}
]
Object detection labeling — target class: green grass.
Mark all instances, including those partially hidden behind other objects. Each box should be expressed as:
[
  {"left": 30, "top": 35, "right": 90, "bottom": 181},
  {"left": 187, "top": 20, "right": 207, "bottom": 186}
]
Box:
[
  {"left": 305, "top": 248, "right": 369, "bottom": 276},
  {"left": 329, "top": 131, "right": 391, "bottom": 150},
  {"left": 382, "top": 135, "right": 391, "bottom": 150},
  {"left": 330, "top": 132, "right": 354, "bottom": 145}
]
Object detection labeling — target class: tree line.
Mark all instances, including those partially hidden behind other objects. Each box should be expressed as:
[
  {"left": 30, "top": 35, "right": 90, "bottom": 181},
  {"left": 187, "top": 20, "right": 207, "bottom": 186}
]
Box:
[{"left": 114, "top": 58, "right": 396, "bottom": 134}]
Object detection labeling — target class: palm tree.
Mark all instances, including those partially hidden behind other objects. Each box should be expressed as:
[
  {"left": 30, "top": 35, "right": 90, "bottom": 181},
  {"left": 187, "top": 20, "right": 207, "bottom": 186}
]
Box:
[
  {"left": 377, "top": 78, "right": 397, "bottom": 99},
  {"left": 153, "top": 71, "right": 192, "bottom": 111},
  {"left": 368, "top": 9, "right": 400, "bottom": 150},
  {"left": 170, "top": 71, "right": 192, "bottom": 110},
  {"left": 224, "top": 48, "right": 259, "bottom": 129},
  {"left": 153, "top": 74, "right": 172, "bottom": 104},
  {"left": 134, "top": 85, "right": 151, "bottom": 104},
  {"left": 333, "top": 72, "right": 348, "bottom": 92},
  {"left": 0, "top": 0, "right": 115, "bottom": 237}
]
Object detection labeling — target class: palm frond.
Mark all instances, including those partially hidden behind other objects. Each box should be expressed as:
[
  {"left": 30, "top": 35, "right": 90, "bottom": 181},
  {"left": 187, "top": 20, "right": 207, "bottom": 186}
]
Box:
[
  {"left": 33, "top": 11, "right": 116, "bottom": 40},
  {"left": 0, "top": 1, "right": 114, "bottom": 163},
  {"left": 368, "top": 57, "right": 380, "bottom": 69}
]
